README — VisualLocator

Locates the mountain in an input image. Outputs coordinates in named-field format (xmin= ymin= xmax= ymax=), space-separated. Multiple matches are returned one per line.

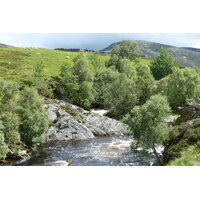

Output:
xmin=0 ymin=43 xmax=14 ymax=48
xmin=101 ymin=40 xmax=200 ymax=67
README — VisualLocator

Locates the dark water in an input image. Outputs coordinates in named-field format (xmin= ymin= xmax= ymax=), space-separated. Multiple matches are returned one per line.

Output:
xmin=16 ymin=136 xmax=154 ymax=166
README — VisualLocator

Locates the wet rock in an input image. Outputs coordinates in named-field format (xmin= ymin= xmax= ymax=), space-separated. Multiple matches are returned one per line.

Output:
xmin=44 ymin=99 xmax=130 ymax=142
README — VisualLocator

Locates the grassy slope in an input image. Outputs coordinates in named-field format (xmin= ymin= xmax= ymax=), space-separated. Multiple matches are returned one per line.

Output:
xmin=168 ymin=145 xmax=200 ymax=166
xmin=0 ymin=48 xmax=77 ymax=84
xmin=0 ymin=47 xmax=151 ymax=85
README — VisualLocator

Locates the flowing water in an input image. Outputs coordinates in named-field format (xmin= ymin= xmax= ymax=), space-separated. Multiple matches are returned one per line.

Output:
xmin=16 ymin=136 xmax=155 ymax=166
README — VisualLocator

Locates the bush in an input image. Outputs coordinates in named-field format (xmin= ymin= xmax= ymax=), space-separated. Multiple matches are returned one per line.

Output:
xmin=168 ymin=145 xmax=200 ymax=166
xmin=19 ymin=87 xmax=49 ymax=146
xmin=0 ymin=122 xmax=9 ymax=159
xmin=163 ymin=118 xmax=200 ymax=164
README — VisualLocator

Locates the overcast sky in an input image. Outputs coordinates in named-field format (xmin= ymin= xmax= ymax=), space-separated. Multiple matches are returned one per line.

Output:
xmin=1 ymin=33 xmax=200 ymax=50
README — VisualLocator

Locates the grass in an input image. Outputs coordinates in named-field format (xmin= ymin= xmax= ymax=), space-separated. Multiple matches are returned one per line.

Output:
xmin=0 ymin=47 xmax=152 ymax=85
xmin=0 ymin=47 xmax=79 ymax=84
xmin=140 ymin=58 xmax=152 ymax=65
xmin=168 ymin=145 xmax=200 ymax=166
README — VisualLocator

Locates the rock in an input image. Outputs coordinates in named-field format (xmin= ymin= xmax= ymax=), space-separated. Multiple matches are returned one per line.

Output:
xmin=178 ymin=102 xmax=200 ymax=119
xmin=19 ymin=150 xmax=27 ymax=156
xmin=44 ymin=99 xmax=130 ymax=142
xmin=47 ymin=105 xmax=59 ymax=123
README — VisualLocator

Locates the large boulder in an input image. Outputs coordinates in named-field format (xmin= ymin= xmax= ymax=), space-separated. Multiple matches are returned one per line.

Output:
xmin=44 ymin=99 xmax=130 ymax=142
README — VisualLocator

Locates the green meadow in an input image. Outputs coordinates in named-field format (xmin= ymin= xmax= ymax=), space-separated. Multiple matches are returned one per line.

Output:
xmin=0 ymin=47 xmax=151 ymax=85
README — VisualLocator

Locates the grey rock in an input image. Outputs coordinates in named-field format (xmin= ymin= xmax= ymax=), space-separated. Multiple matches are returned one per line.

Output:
xmin=44 ymin=99 xmax=130 ymax=142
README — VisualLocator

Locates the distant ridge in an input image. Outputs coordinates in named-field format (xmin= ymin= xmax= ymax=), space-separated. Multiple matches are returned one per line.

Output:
xmin=181 ymin=47 xmax=200 ymax=53
xmin=0 ymin=43 xmax=14 ymax=48
xmin=101 ymin=40 xmax=200 ymax=68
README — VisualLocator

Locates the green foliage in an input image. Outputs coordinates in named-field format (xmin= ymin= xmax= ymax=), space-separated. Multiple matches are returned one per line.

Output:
xmin=0 ymin=122 xmax=9 ymax=159
xmin=117 ymin=58 xmax=133 ymax=74
xmin=163 ymin=118 xmax=200 ymax=164
xmin=135 ymin=64 xmax=155 ymax=104
xmin=88 ymin=51 xmax=105 ymax=72
xmin=93 ymin=67 xmax=120 ymax=108
xmin=167 ymin=67 xmax=200 ymax=109
xmin=150 ymin=48 xmax=180 ymax=80
xmin=32 ymin=61 xmax=55 ymax=98
xmin=19 ymin=87 xmax=49 ymax=147
xmin=0 ymin=81 xmax=21 ymax=155
xmin=168 ymin=145 xmax=200 ymax=166
xmin=155 ymin=67 xmax=200 ymax=109
xmin=0 ymin=47 xmax=73 ymax=84
xmin=0 ymin=47 xmax=148 ymax=86
xmin=60 ymin=51 xmax=95 ymax=108
xmin=106 ymin=73 xmax=138 ymax=118
xmin=108 ymin=40 xmax=142 ymax=70
xmin=123 ymin=95 xmax=171 ymax=160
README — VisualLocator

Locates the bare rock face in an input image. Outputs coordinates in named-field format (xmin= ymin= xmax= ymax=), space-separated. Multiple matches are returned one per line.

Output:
xmin=45 ymin=99 xmax=130 ymax=142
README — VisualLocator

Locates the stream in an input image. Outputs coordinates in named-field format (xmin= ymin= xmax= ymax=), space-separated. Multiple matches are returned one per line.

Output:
xmin=15 ymin=136 xmax=155 ymax=166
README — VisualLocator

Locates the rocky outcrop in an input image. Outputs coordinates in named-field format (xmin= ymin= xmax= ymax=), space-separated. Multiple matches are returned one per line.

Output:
xmin=44 ymin=99 xmax=130 ymax=142
xmin=178 ymin=102 xmax=200 ymax=118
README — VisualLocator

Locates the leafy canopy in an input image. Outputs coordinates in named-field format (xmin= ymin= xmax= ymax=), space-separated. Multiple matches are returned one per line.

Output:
xmin=123 ymin=94 xmax=171 ymax=153
xmin=108 ymin=40 xmax=142 ymax=70
xmin=150 ymin=48 xmax=180 ymax=80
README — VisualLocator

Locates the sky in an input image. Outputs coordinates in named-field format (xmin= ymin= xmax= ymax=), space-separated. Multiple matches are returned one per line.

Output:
xmin=1 ymin=33 xmax=200 ymax=50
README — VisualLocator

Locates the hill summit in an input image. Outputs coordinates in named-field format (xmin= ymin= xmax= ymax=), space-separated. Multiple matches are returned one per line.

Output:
xmin=101 ymin=40 xmax=200 ymax=68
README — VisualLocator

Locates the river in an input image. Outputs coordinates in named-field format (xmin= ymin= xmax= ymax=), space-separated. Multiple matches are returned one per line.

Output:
xmin=14 ymin=136 xmax=155 ymax=166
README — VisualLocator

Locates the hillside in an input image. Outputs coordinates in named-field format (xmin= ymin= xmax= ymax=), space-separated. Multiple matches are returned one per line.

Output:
xmin=101 ymin=40 xmax=200 ymax=68
xmin=0 ymin=47 xmax=85 ymax=84
xmin=0 ymin=46 xmax=150 ymax=85
xmin=0 ymin=43 xmax=14 ymax=48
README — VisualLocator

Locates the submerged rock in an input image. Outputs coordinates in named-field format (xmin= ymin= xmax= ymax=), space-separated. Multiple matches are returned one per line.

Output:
xmin=45 ymin=99 xmax=130 ymax=142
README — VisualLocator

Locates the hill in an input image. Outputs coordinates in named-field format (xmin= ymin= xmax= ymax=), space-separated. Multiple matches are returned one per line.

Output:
xmin=0 ymin=46 xmax=151 ymax=85
xmin=101 ymin=40 xmax=200 ymax=68
xmin=0 ymin=47 xmax=79 ymax=84
xmin=0 ymin=43 xmax=14 ymax=48
xmin=0 ymin=47 xmax=111 ymax=84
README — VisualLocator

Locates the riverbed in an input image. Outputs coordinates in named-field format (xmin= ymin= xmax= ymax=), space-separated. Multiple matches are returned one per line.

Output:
xmin=15 ymin=136 xmax=154 ymax=166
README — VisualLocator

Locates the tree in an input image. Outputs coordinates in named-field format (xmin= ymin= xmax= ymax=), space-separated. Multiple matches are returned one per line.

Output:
xmin=88 ymin=51 xmax=105 ymax=72
xmin=150 ymin=48 xmax=180 ymax=80
xmin=0 ymin=122 xmax=9 ymax=159
xmin=32 ymin=61 xmax=54 ymax=98
xmin=0 ymin=81 xmax=21 ymax=155
xmin=117 ymin=58 xmax=135 ymax=76
xmin=123 ymin=94 xmax=171 ymax=164
xmin=166 ymin=67 xmax=200 ymax=109
xmin=135 ymin=64 xmax=155 ymax=104
xmin=108 ymin=40 xmax=142 ymax=70
xmin=78 ymin=81 xmax=95 ymax=108
xmin=93 ymin=67 xmax=120 ymax=108
xmin=60 ymin=50 xmax=95 ymax=108
xmin=60 ymin=64 xmax=79 ymax=101
xmin=19 ymin=87 xmax=49 ymax=146
xmin=105 ymin=73 xmax=138 ymax=118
